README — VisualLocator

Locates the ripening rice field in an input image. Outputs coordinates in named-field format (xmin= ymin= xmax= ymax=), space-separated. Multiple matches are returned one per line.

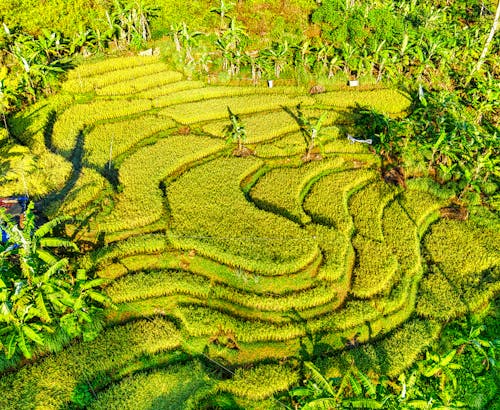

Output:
xmin=3 ymin=55 xmax=499 ymax=409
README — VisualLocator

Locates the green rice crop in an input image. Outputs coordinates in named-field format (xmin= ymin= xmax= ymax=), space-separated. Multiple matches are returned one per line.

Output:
xmin=46 ymin=166 xmax=111 ymax=216
xmin=63 ymin=61 xmax=168 ymax=93
xmin=0 ymin=318 xmax=181 ymax=409
xmin=219 ymin=364 xmax=299 ymax=400
xmin=314 ymin=89 xmax=411 ymax=114
xmin=303 ymin=168 xmax=376 ymax=233
xmin=159 ymin=94 xmax=315 ymax=124
xmin=324 ymin=319 xmax=441 ymax=378
xmin=65 ymin=56 xmax=162 ymax=79
xmin=52 ymin=99 xmax=153 ymax=152
xmin=137 ymin=80 xmax=205 ymax=99
xmin=94 ymin=135 xmax=224 ymax=234
xmin=350 ymin=235 xmax=399 ymax=298
xmin=107 ymin=269 xmax=338 ymax=312
xmin=307 ymin=224 xmax=352 ymax=285
xmin=167 ymin=156 xmax=319 ymax=275
xmin=349 ymin=180 xmax=400 ymax=240
xmin=86 ymin=234 xmax=168 ymax=269
xmin=88 ymin=362 xmax=213 ymax=410
xmin=250 ymin=158 xmax=345 ymax=224
xmin=425 ymin=219 xmax=499 ymax=278
xmin=203 ymin=110 xmax=341 ymax=144
xmin=96 ymin=71 xmax=183 ymax=96
xmin=84 ymin=115 xmax=175 ymax=168
xmin=152 ymin=85 xmax=305 ymax=109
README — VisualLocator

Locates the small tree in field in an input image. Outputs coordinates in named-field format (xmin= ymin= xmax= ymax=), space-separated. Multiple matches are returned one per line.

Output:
xmin=284 ymin=104 xmax=327 ymax=162
xmin=224 ymin=107 xmax=251 ymax=156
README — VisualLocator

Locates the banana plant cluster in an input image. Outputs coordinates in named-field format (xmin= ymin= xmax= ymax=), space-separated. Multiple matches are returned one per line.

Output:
xmin=0 ymin=203 xmax=113 ymax=359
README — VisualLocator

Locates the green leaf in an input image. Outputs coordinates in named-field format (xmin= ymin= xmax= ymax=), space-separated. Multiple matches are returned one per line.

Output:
xmin=17 ymin=332 xmax=31 ymax=359
xmin=305 ymin=361 xmax=335 ymax=397
xmin=302 ymin=398 xmax=339 ymax=410
xmin=441 ymin=350 xmax=456 ymax=367
xmin=342 ymin=398 xmax=383 ymax=409
xmin=80 ymin=278 xmax=107 ymax=291
xmin=357 ymin=370 xmax=377 ymax=397
xmin=86 ymin=290 xmax=110 ymax=305
xmin=22 ymin=325 xmax=44 ymax=345
xmin=349 ymin=373 xmax=362 ymax=396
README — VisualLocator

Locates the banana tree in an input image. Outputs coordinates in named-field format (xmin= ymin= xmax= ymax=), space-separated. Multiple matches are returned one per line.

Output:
xmin=0 ymin=203 xmax=113 ymax=359
xmin=288 ymin=361 xmax=386 ymax=409
xmin=223 ymin=107 xmax=247 ymax=155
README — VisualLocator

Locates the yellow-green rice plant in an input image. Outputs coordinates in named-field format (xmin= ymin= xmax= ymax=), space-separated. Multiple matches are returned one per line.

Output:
xmin=203 ymin=110 xmax=342 ymax=145
xmin=398 ymin=187 xmax=445 ymax=228
xmin=208 ymin=338 xmax=302 ymax=366
xmin=106 ymin=270 xmax=210 ymax=303
xmin=152 ymin=85 xmax=305 ymax=109
xmin=96 ymin=71 xmax=183 ymax=96
xmin=416 ymin=266 xmax=468 ymax=320
xmin=218 ymin=363 xmax=300 ymax=400
xmin=45 ymin=166 xmax=111 ymax=217
xmin=159 ymin=94 xmax=315 ymax=125
xmin=66 ymin=56 xmax=162 ymax=80
xmin=350 ymin=235 xmax=399 ymax=298
xmin=256 ymin=132 xmax=311 ymax=158
xmin=349 ymin=180 xmax=400 ymax=240
xmin=63 ymin=61 xmax=168 ymax=93
xmin=84 ymin=233 xmax=168 ymax=270
xmin=106 ymin=271 xmax=336 ymax=312
xmin=303 ymin=168 xmax=376 ymax=234
xmin=97 ymin=249 xmax=320 ymax=294
xmin=314 ymin=89 xmax=411 ymax=114
xmin=249 ymin=158 xmax=345 ymax=224
xmin=94 ymin=135 xmax=224 ymax=234
xmin=425 ymin=219 xmax=499 ymax=278
xmin=382 ymin=200 xmax=421 ymax=272
xmin=307 ymin=224 xmax=352 ymax=287
xmin=324 ymin=319 xmax=441 ymax=379
xmin=136 ymin=80 xmax=205 ymax=99
xmin=84 ymin=115 xmax=175 ymax=168
xmin=167 ymin=156 xmax=319 ymax=275
xmin=99 ymin=217 xmax=170 ymax=244
xmin=0 ymin=147 xmax=72 ymax=198
xmin=0 ymin=318 xmax=181 ymax=410
xmin=52 ymin=99 xmax=153 ymax=153
xmin=88 ymin=362 xmax=214 ymax=410
xmin=175 ymin=305 xmax=307 ymax=342
xmin=10 ymin=94 xmax=74 ymax=154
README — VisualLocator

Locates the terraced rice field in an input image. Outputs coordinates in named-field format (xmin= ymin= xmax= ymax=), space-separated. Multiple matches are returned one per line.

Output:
xmin=3 ymin=55 xmax=499 ymax=409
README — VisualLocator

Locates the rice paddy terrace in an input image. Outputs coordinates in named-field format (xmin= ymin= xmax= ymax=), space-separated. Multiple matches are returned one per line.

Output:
xmin=2 ymin=56 xmax=499 ymax=409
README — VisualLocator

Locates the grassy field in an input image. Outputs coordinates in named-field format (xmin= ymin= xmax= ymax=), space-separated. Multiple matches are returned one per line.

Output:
xmin=2 ymin=55 xmax=498 ymax=409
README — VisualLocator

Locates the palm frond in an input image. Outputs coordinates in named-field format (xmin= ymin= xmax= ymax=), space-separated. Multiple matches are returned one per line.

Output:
xmin=302 ymin=398 xmax=339 ymax=410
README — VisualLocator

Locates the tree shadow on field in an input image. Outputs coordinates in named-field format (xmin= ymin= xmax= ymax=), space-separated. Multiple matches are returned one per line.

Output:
xmin=286 ymin=309 xmax=333 ymax=362
xmin=38 ymin=129 xmax=85 ymax=210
